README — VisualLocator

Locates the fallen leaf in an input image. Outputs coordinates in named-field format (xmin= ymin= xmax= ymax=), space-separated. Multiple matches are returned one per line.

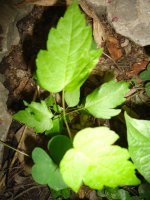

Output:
xmin=93 ymin=18 xmax=105 ymax=47
xmin=15 ymin=126 xmax=47 ymax=173
xmin=126 ymin=60 xmax=148 ymax=78
xmin=106 ymin=36 xmax=123 ymax=61
xmin=80 ymin=0 xmax=106 ymax=47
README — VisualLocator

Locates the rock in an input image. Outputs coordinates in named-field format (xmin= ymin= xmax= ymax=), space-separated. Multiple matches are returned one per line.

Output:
xmin=83 ymin=0 xmax=107 ymax=16
xmin=84 ymin=0 xmax=150 ymax=46
xmin=107 ymin=0 xmax=150 ymax=46
xmin=0 ymin=79 xmax=12 ymax=166
xmin=0 ymin=0 xmax=33 ymax=62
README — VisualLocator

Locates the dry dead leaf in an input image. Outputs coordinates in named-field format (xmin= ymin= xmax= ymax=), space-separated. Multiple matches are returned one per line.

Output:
xmin=15 ymin=126 xmax=45 ymax=173
xmin=79 ymin=0 xmax=106 ymax=47
xmin=126 ymin=60 xmax=148 ymax=78
xmin=79 ymin=186 xmax=101 ymax=200
xmin=106 ymin=36 xmax=123 ymax=61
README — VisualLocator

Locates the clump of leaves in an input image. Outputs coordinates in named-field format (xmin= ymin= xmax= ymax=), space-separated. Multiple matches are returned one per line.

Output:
xmin=98 ymin=183 xmax=150 ymax=200
xmin=97 ymin=187 xmax=141 ymax=200
xmin=13 ymin=1 xmax=150 ymax=198
xmin=139 ymin=63 xmax=150 ymax=96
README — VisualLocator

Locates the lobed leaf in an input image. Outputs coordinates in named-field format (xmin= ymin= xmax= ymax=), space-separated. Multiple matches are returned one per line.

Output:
xmin=85 ymin=80 xmax=129 ymax=119
xmin=32 ymin=147 xmax=68 ymax=190
xmin=36 ymin=2 xmax=102 ymax=93
xmin=13 ymin=101 xmax=53 ymax=133
xmin=60 ymin=127 xmax=140 ymax=192
xmin=125 ymin=112 xmax=150 ymax=183
xmin=139 ymin=63 xmax=150 ymax=81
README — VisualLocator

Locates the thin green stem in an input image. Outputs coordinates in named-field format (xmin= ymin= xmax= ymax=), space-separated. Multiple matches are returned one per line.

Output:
xmin=65 ymin=107 xmax=84 ymax=115
xmin=54 ymin=106 xmax=84 ymax=120
xmin=62 ymin=90 xmax=72 ymax=139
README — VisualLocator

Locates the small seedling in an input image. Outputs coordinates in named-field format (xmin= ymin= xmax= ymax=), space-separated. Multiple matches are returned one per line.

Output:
xmin=13 ymin=1 xmax=150 ymax=198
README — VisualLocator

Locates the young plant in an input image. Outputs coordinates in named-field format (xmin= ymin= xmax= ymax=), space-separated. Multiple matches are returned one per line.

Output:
xmin=13 ymin=1 xmax=150 ymax=197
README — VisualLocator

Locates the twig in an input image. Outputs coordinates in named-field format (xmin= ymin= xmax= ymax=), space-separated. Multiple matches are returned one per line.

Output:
xmin=9 ymin=86 xmax=39 ymax=168
xmin=0 ymin=136 xmax=29 ymax=188
xmin=0 ymin=139 xmax=29 ymax=158
xmin=9 ymin=126 xmax=29 ymax=170
xmin=103 ymin=51 xmax=121 ymax=71
xmin=13 ymin=185 xmax=46 ymax=200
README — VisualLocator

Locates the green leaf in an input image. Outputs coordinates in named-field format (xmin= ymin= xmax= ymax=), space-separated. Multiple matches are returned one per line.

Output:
xmin=145 ymin=82 xmax=150 ymax=96
xmin=60 ymin=127 xmax=140 ymax=192
xmin=32 ymin=147 xmax=68 ymax=190
xmin=65 ymin=88 xmax=80 ymax=107
xmin=125 ymin=112 xmax=150 ymax=183
xmin=48 ymin=135 xmax=72 ymax=165
xmin=85 ymin=80 xmax=129 ymax=119
xmin=98 ymin=187 xmax=140 ymax=200
xmin=139 ymin=63 xmax=150 ymax=81
xmin=105 ymin=188 xmax=134 ymax=200
xmin=45 ymin=95 xmax=55 ymax=107
xmin=138 ymin=183 xmax=150 ymax=200
xmin=13 ymin=101 xmax=53 ymax=133
xmin=36 ymin=2 xmax=102 ymax=93
xmin=46 ymin=117 xmax=63 ymax=135
xmin=51 ymin=188 xmax=71 ymax=200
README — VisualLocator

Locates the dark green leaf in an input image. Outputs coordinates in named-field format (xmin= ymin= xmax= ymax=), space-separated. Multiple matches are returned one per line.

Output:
xmin=145 ymin=82 xmax=150 ymax=96
xmin=139 ymin=63 xmax=150 ymax=81
xmin=138 ymin=183 xmax=150 ymax=200
xmin=48 ymin=135 xmax=72 ymax=165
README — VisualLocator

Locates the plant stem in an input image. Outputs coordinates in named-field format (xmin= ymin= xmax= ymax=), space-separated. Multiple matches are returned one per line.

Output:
xmin=62 ymin=90 xmax=72 ymax=139
xmin=65 ymin=107 xmax=84 ymax=115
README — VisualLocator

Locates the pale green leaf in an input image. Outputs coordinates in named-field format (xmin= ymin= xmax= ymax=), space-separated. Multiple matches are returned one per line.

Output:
xmin=13 ymin=101 xmax=53 ymax=133
xmin=125 ymin=112 xmax=150 ymax=183
xmin=60 ymin=127 xmax=140 ymax=192
xmin=65 ymin=88 xmax=80 ymax=107
xmin=36 ymin=2 xmax=102 ymax=93
xmin=32 ymin=147 xmax=68 ymax=190
xmin=85 ymin=80 xmax=129 ymax=119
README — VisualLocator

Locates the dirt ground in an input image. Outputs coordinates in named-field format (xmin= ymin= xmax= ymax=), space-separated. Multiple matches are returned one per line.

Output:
xmin=0 ymin=3 xmax=150 ymax=200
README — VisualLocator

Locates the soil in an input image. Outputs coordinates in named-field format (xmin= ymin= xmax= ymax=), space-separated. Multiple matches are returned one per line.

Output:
xmin=0 ymin=3 xmax=150 ymax=200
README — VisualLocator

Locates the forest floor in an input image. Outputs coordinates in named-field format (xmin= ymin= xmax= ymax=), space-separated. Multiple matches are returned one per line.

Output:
xmin=0 ymin=4 xmax=150 ymax=200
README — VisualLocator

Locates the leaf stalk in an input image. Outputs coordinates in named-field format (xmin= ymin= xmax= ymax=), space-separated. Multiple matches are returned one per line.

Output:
xmin=62 ymin=90 xmax=72 ymax=139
